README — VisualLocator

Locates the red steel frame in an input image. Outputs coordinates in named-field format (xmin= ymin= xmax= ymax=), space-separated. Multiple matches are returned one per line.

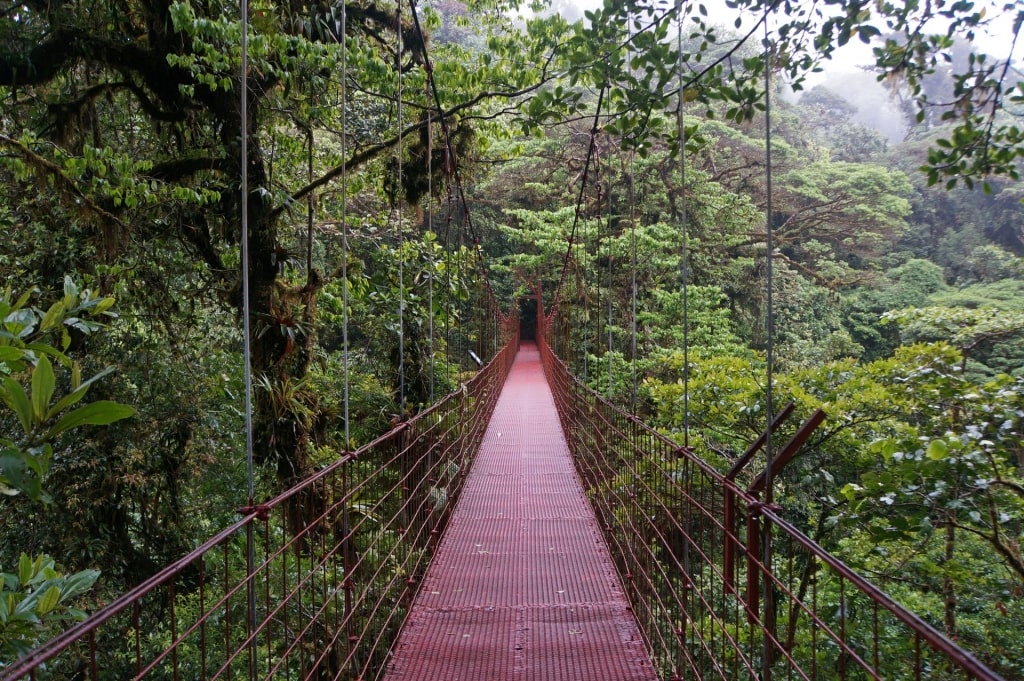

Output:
xmin=2 ymin=312 xmax=518 ymax=681
xmin=537 ymin=297 xmax=1006 ymax=681
xmin=4 ymin=284 xmax=1008 ymax=681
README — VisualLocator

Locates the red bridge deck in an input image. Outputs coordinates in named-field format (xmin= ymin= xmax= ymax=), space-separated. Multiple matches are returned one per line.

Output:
xmin=384 ymin=342 xmax=656 ymax=680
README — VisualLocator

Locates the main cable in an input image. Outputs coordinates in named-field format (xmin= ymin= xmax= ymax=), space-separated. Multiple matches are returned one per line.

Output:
xmin=552 ymin=85 xmax=606 ymax=310
xmin=408 ymin=0 xmax=499 ymax=304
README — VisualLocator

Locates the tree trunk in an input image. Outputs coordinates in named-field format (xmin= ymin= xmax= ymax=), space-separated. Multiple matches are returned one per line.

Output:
xmin=225 ymin=91 xmax=314 ymax=490
xmin=942 ymin=517 xmax=957 ymax=637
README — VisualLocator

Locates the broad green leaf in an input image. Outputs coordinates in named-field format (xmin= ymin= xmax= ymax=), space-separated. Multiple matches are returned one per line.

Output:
xmin=13 ymin=590 xmax=41 ymax=619
xmin=92 ymin=297 xmax=116 ymax=315
xmin=38 ymin=300 xmax=65 ymax=332
xmin=13 ymin=287 xmax=34 ymax=310
xmin=46 ymin=367 xmax=116 ymax=419
xmin=46 ymin=401 xmax=136 ymax=439
xmin=17 ymin=553 xmax=32 ymax=586
xmin=61 ymin=569 xmax=100 ymax=601
xmin=31 ymin=354 xmax=55 ymax=423
xmin=0 ymin=346 xmax=25 ymax=364
xmin=3 ymin=378 xmax=32 ymax=435
xmin=25 ymin=342 xmax=72 ymax=368
xmin=36 ymin=584 xmax=60 ymax=614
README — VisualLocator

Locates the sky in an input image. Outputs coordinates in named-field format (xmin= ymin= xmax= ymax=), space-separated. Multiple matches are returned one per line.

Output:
xmin=549 ymin=0 xmax=1022 ymax=141
xmin=557 ymin=0 xmax=1022 ymax=74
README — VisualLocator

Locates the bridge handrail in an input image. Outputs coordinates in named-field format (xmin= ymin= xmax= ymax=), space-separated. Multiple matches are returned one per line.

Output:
xmin=2 ymin=315 xmax=519 ymax=681
xmin=537 ymin=310 xmax=1006 ymax=681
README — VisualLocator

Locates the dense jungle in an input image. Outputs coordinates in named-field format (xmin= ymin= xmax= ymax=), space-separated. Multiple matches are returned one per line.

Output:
xmin=1 ymin=0 xmax=1023 ymax=675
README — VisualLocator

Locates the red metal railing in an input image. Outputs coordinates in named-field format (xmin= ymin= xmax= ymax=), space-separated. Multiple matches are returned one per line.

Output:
xmin=537 ymin=302 xmax=1006 ymax=681
xmin=3 ymin=315 xmax=518 ymax=681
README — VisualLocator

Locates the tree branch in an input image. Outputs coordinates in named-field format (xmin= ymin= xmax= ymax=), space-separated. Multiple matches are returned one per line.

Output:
xmin=0 ymin=133 xmax=125 ymax=228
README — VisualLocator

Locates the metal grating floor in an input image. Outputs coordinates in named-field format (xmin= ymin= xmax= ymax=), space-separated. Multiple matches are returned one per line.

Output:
xmin=383 ymin=342 xmax=656 ymax=680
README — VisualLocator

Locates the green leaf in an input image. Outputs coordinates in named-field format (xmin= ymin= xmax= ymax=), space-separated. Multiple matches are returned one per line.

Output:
xmin=17 ymin=553 xmax=32 ymax=586
xmin=31 ymin=354 xmax=55 ymax=423
xmin=46 ymin=367 xmax=115 ymax=420
xmin=0 ymin=346 xmax=25 ymax=365
xmin=36 ymin=585 xmax=60 ymax=614
xmin=60 ymin=569 xmax=100 ymax=601
xmin=38 ymin=300 xmax=64 ymax=332
xmin=3 ymin=378 xmax=33 ymax=435
xmin=46 ymin=401 xmax=135 ymax=439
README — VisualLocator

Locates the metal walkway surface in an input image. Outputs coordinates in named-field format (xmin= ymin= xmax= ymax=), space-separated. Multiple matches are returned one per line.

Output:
xmin=384 ymin=342 xmax=656 ymax=680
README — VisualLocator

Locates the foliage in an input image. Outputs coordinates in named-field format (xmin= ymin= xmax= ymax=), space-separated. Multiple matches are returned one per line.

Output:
xmin=0 ymin=553 xmax=100 ymax=663
xmin=0 ymin=0 xmax=1022 ymax=670
xmin=0 ymin=278 xmax=135 ymax=502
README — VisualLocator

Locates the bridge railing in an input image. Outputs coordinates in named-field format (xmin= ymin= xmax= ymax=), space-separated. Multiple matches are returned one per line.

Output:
xmin=2 ymin=316 xmax=518 ymax=681
xmin=538 ymin=307 xmax=1004 ymax=681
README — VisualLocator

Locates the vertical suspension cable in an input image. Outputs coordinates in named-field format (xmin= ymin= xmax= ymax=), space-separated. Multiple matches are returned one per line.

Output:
xmin=629 ymin=152 xmax=637 ymax=414
xmin=239 ymin=0 xmax=257 ymax=674
xmin=593 ymin=155 xmax=602 ymax=392
xmin=426 ymin=83 xmax=435 ymax=403
xmin=626 ymin=16 xmax=638 ymax=414
xmin=444 ymin=149 xmax=453 ymax=391
xmin=340 ymin=2 xmax=350 ymax=450
xmin=339 ymin=9 xmax=353 ymax=659
xmin=763 ymin=15 xmax=776 ymax=509
xmin=240 ymin=0 xmax=254 ymax=512
xmin=762 ymin=12 xmax=777 ymax=677
xmin=580 ymin=174 xmax=588 ymax=381
xmin=395 ymin=4 xmax=406 ymax=416
xmin=677 ymin=0 xmax=689 ymax=448
xmin=606 ymin=171 xmax=613 ymax=399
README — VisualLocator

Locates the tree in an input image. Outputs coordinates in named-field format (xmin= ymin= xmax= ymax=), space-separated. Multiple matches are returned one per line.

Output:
xmin=795 ymin=84 xmax=892 ymax=162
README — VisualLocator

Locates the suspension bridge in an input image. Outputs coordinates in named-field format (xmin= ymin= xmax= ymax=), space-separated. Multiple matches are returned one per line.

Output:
xmin=2 ymin=299 xmax=1005 ymax=680
xmin=0 ymin=0 xmax=1013 ymax=677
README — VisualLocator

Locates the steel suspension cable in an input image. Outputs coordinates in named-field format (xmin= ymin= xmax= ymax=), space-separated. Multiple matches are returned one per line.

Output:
xmin=408 ymin=0 xmax=500 ymax=305
xmin=625 ymin=0 xmax=637 ymax=412
xmin=606 ymin=164 xmax=614 ymax=399
xmin=676 ymin=0 xmax=689 ymax=447
xmin=444 ymin=142 xmax=453 ymax=390
xmin=629 ymin=150 xmax=637 ymax=414
xmin=426 ymin=82 xmax=435 ymax=403
xmin=240 ymin=0 xmax=254 ymax=517
xmin=594 ymin=176 xmax=601 ymax=386
xmin=396 ymin=3 xmax=406 ymax=416
xmin=340 ymin=3 xmax=350 ymax=450
xmin=763 ymin=17 xmax=776 ymax=510
xmin=238 ymin=0 xmax=257 ymax=675
xmin=552 ymin=86 xmax=606 ymax=310
xmin=579 ymin=175 xmax=589 ymax=381
xmin=408 ymin=0 xmax=512 ymax=370
xmin=762 ymin=13 xmax=777 ymax=680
